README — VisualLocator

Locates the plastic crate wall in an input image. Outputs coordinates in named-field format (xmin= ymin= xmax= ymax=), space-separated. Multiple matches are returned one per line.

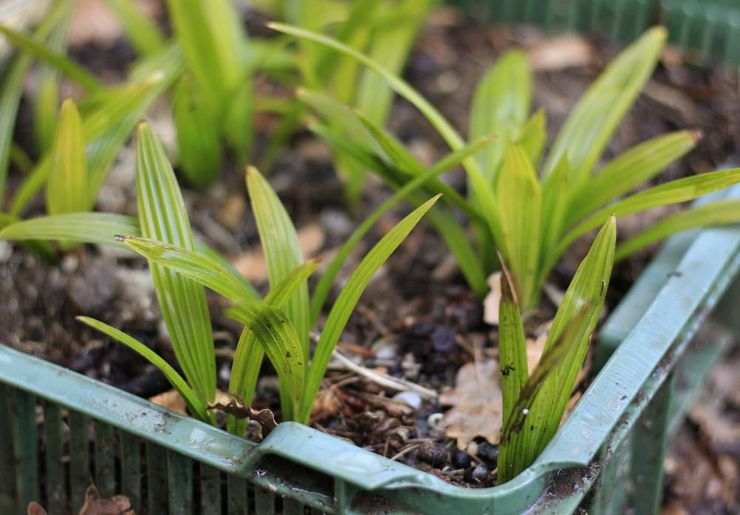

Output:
xmin=450 ymin=0 xmax=740 ymax=66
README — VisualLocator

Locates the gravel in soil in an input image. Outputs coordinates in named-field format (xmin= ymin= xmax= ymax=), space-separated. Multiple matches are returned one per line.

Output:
xmin=1 ymin=5 xmax=739 ymax=496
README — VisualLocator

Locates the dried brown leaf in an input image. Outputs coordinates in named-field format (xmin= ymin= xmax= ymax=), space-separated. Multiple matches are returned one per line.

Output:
xmin=148 ymin=389 xmax=187 ymax=415
xmin=78 ymin=485 xmax=134 ymax=515
xmin=440 ymin=360 xmax=503 ymax=449
xmin=482 ymin=272 xmax=502 ymax=326
xmin=208 ymin=396 xmax=278 ymax=437
xmin=232 ymin=223 xmax=325 ymax=280
xmin=527 ymin=35 xmax=594 ymax=72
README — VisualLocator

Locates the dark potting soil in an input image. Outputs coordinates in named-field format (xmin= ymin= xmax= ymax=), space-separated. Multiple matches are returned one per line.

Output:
xmin=1 ymin=6 xmax=739 ymax=496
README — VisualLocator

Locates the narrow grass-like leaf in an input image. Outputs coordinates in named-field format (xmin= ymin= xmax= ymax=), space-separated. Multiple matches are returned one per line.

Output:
xmin=497 ymin=145 xmax=541 ymax=308
xmin=0 ymin=213 xmax=138 ymax=247
xmin=173 ymin=77 xmax=222 ymax=188
xmin=136 ymin=123 xmax=215 ymax=404
xmin=300 ymin=194 xmax=440 ymax=421
xmin=354 ymin=0 xmax=434 ymax=126
xmin=10 ymin=69 xmax=175 ymax=216
xmin=32 ymin=0 xmax=73 ymax=154
xmin=227 ymin=304 xmax=305 ymax=421
xmin=122 ymin=237 xmax=259 ymax=302
xmin=247 ymin=166 xmax=310 ymax=357
xmin=227 ymin=262 xmax=317 ymax=431
xmin=498 ymin=265 xmax=528 ymax=425
xmin=499 ymin=216 xmax=616 ymax=482
xmin=46 ymin=99 xmax=88 ymax=215
xmin=537 ymin=157 xmax=572 ymax=292
xmin=104 ymin=0 xmax=165 ymax=56
xmin=615 ymin=199 xmax=740 ymax=260
xmin=517 ymin=110 xmax=546 ymax=170
xmin=497 ymin=306 xmax=590 ymax=482
xmin=78 ymin=316 xmax=209 ymax=422
xmin=567 ymin=130 xmax=700 ymax=224
xmin=0 ymin=0 xmax=70 ymax=203
xmin=559 ymin=168 xmax=740 ymax=256
xmin=542 ymin=27 xmax=666 ymax=184
xmin=34 ymin=75 xmax=59 ymax=154
xmin=271 ymin=23 xmax=504 ymax=245
xmin=311 ymin=138 xmax=493 ymax=322
xmin=0 ymin=25 xmax=103 ymax=93
xmin=469 ymin=50 xmax=531 ymax=183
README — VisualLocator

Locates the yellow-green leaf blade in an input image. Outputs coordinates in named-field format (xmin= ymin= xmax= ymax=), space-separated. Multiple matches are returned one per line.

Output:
xmin=78 ymin=316 xmax=210 ymax=422
xmin=615 ymin=199 xmax=740 ymax=260
xmin=122 ymin=236 xmax=259 ymax=302
xmin=46 ymin=99 xmax=88 ymax=215
xmin=498 ymin=267 xmax=528 ymax=426
xmin=247 ymin=167 xmax=311 ymax=357
xmin=136 ymin=122 xmax=215 ymax=404
xmin=567 ymin=130 xmax=700 ymax=225
xmin=301 ymin=194 xmax=440 ymax=422
xmin=542 ymin=27 xmax=666 ymax=184
xmin=497 ymin=144 xmax=542 ymax=308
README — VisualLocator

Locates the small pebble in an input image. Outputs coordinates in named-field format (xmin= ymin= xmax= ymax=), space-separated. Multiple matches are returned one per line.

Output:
xmin=427 ymin=412 xmax=444 ymax=431
xmin=0 ymin=241 xmax=12 ymax=263
xmin=452 ymin=450 xmax=472 ymax=469
xmin=393 ymin=391 xmax=422 ymax=410
xmin=477 ymin=441 xmax=499 ymax=464
xmin=471 ymin=464 xmax=489 ymax=482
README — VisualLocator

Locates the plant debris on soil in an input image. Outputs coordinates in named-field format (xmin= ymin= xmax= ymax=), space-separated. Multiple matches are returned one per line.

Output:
xmin=1 ymin=3 xmax=739 ymax=502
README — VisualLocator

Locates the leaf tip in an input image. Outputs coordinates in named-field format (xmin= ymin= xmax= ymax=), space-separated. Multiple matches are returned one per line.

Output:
xmin=689 ymin=130 xmax=703 ymax=143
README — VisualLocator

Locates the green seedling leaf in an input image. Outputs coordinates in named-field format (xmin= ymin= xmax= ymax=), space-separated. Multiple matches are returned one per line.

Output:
xmin=498 ymin=264 xmax=528 ymax=425
xmin=615 ymin=199 xmax=740 ymax=260
xmin=517 ymin=110 xmax=546 ymax=170
xmin=0 ymin=213 xmax=138 ymax=247
xmin=78 ymin=316 xmax=209 ymax=422
xmin=46 ymin=99 xmax=88 ymax=215
xmin=227 ymin=262 xmax=317 ymax=430
xmin=173 ymin=77 xmax=222 ymax=188
xmin=104 ymin=0 xmax=165 ymax=56
xmin=497 ymin=306 xmax=591 ymax=482
xmin=32 ymin=0 xmax=73 ymax=154
xmin=227 ymin=304 xmax=305 ymax=421
xmin=11 ymin=69 xmax=175 ymax=216
xmin=0 ymin=0 xmax=72 ymax=203
xmin=469 ymin=50 xmax=531 ymax=184
xmin=499 ymin=216 xmax=616 ymax=482
xmin=0 ymin=25 xmax=103 ymax=93
xmin=136 ymin=122 xmax=215 ymax=404
xmin=300 ymin=194 xmax=440 ymax=422
xmin=559 ymin=168 xmax=740 ymax=256
xmin=542 ymin=27 xmax=666 ymax=184
xmin=497 ymin=144 xmax=541 ymax=308
xmin=567 ymin=130 xmax=701 ymax=224
xmin=122 ymin=236 xmax=259 ymax=302
xmin=354 ymin=0 xmax=434 ymax=126
xmin=311 ymin=137 xmax=493 ymax=322
xmin=537 ymin=156 xmax=572 ymax=292
xmin=272 ymin=23 xmax=503 ymax=245
xmin=247 ymin=166 xmax=310 ymax=357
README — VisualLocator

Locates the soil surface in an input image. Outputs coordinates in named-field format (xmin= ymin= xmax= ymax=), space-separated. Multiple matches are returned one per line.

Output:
xmin=0 ymin=3 xmax=738 ymax=508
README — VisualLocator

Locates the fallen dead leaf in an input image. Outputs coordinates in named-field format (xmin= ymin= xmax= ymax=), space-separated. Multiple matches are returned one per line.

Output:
xmin=232 ymin=223 xmax=325 ymax=281
xmin=69 ymin=0 xmax=161 ymax=47
xmin=208 ymin=394 xmax=278 ymax=437
xmin=78 ymin=485 xmax=135 ymax=515
xmin=440 ymin=360 xmax=503 ymax=449
xmin=148 ymin=389 xmax=187 ymax=415
xmin=27 ymin=502 xmax=47 ymax=515
xmin=482 ymin=272 xmax=502 ymax=326
xmin=527 ymin=35 xmax=594 ymax=71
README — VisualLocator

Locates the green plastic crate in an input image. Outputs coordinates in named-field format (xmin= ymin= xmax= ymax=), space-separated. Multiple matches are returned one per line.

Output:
xmin=0 ymin=184 xmax=738 ymax=514
xmin=451 ymin=0 xmax=740 ymax=67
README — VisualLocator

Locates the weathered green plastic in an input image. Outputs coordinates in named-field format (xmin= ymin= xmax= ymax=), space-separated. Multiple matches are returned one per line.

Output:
xmin=449 ymin=0 xmax=740 ymax=67
xmin=0 ymin=183 xmax=738 ymax=514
